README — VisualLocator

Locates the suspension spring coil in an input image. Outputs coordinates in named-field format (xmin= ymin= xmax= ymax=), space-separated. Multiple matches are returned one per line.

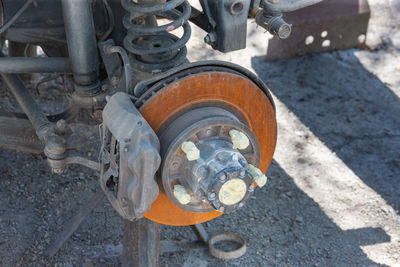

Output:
xmin=121 ymin=0 xmax=192 ymax=72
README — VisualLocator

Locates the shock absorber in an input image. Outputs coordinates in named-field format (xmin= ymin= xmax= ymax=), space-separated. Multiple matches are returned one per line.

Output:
xmin=121 ymin=0 xmax=192 ymax=72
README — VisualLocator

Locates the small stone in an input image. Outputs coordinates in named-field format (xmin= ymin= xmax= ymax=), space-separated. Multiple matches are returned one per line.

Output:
xmin=295 ymin=216 xmax=304 ymax=223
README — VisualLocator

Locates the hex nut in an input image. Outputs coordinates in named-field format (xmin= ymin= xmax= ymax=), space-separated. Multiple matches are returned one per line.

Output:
xmin=209 ymin=192 xmax=216 ymax=199
xmin=173 ymin=185 xmax=191 ymax=205
xmin=229 ymin=129 xmax=250 ymax=150
xmin=181 ymin=141 xmax=200 ymax=161
xmin=219 ymin=173 xmax=227 ymax=181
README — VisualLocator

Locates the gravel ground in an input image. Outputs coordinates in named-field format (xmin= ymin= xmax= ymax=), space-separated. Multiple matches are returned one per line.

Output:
xmin=1 ymin=0 xmax=399 ymax=266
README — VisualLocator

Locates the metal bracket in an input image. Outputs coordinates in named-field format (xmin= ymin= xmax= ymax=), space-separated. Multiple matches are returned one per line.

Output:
xmin=98 ymin=39 xmax=123 ymax=84
xmin=202 ymin=0 xmax=251 ymax=52
xmin=265 ymin=0 xmax=371 ymax=60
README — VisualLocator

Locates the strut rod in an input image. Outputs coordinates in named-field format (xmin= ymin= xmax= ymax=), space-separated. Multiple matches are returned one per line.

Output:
xmin=0 ymin=57 xmax=72 ymax=74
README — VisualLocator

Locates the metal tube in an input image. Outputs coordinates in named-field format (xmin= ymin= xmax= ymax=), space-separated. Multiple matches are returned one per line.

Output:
xmin=265 ymin=0 xmax=323 ymax=12
xmin=0 ymin=57 xmax=71 ymax=74
xmin=62 ymin=0 xmax=100 ymax=94
xmin=0 ymin=54 xmax=50 ymax=140
xmin=103 ymin=45 xmax=133 ymax=94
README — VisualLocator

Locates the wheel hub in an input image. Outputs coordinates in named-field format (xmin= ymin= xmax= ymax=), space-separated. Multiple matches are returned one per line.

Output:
xmin=160 ymin=107 xmax=260 ymax=213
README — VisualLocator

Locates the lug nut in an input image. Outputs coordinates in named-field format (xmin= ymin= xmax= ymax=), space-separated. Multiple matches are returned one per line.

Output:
xmin=239 ymin=169 xmax=246 ymax=178
xmin=229 ymin=129 xmax=250 ymax=150
xmin=173 ymin=185 xmax=191 ymax=205
xmin=247 ymin=164 xmax=268 ymax=188
xmin=219 ymin=173 xmax=227 ymax=181
xmin=181 ymin=141 xmax=200 ymax=161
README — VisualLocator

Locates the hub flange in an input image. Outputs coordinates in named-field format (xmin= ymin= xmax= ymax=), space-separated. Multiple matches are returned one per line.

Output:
xmin=160 ymin=107 xmax=260 ymax=213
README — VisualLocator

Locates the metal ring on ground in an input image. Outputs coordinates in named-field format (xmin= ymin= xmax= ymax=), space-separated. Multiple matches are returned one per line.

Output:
xmin=208 ymin=233 xmax=247 ymax=260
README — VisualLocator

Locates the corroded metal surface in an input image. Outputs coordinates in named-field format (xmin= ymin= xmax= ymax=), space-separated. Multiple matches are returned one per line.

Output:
xmin=140 ymin=70 xmax=277 ymax=226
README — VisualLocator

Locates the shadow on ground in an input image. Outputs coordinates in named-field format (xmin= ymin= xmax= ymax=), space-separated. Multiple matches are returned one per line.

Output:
xmin=0 ymin=152 xmax=391 ymax=266
xmin=161 ymin=160 xmax=390 ymax=266
xmin=251 ymin=51 xmax=400 ymax=215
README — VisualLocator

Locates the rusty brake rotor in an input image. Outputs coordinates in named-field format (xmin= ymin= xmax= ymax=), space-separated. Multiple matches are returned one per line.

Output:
xmin=137 ymin=62 xmax=277 ymax=226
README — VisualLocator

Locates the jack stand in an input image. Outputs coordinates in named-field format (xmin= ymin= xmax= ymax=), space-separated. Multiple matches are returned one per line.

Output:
xmin=122 ymin=219 xmax=161 ymax=267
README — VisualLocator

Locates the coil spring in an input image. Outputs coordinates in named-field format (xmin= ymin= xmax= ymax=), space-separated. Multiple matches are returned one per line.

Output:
xmin=121 ymin=0 xmax=191 ymax=72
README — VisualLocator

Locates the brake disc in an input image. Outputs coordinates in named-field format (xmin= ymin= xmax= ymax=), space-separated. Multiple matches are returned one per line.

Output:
xmin=136 ymin=61 xmax=277 ymax=226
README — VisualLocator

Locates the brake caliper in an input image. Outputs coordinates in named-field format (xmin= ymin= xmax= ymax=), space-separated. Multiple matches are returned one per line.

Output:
xmin=100 ymin=92 xmax=161 ymax=221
